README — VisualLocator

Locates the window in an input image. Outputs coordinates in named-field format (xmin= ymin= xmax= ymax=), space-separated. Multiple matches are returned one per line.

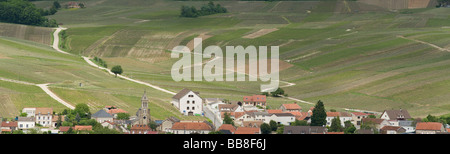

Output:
xmin=192 ymin=107 xmax=195 ymax=110
xmin=187 ymin=107 xmax=190 ymax=110
xmin=187 ymin=101 xmax=190 ymax=104
xmin=192 ymin=101 xmax=195 ymax=104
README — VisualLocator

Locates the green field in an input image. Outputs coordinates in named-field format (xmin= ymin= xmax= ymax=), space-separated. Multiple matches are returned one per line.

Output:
xmin=1 ymin=0 xmax=450 ymax=119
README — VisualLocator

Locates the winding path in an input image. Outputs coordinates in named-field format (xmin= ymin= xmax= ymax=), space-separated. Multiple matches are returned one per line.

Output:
xmin=0 ymin=77 xmax=75 ymax=109
xmin=52 ymin=27 xmax=176 ymax=95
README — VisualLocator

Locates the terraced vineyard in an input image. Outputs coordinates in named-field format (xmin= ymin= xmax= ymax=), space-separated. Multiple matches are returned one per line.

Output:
xmin=1 ymin=0 xmax=450 ymax=118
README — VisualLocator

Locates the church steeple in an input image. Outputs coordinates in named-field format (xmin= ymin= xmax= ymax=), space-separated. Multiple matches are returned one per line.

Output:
xmin=136 ymin=90 xmax=150 ymax=126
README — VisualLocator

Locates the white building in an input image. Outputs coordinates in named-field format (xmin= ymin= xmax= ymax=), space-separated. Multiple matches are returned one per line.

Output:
xmin=171 ymin=88 xmax=203 ymax=116
xmin=22 ymin=107 xmax=53 ymax=127
xmin=326 ymin=112 xmax=352 ymax=127
xmin=270 ymin=113 xmax=296 ymax=125
xmin=18 ymin=117 xmax=35 ymax=130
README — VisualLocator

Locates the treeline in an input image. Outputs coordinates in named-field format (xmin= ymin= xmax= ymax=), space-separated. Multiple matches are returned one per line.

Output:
xmin=180 ymin=1 xmax=227 ymax=18
xmin=0 ymin=0 xmax=59 ymax=27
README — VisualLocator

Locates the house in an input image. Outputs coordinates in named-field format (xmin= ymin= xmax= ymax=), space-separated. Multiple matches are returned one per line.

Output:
xmin=218 ymin=104 xmax=243 ymax=112
xmin=1 ymin=121 xmax=18 ymax=132
xmin=398 ymin=120 xmax=415 ymax=133
xmin=326 ymin=112 xmax=352 ymax=127
xmin=22 ymin=108 xmax=36 ymax=117
xmin=217 ymin=124 xmax=236 ymax=134
xmin=361 ymin=118 xmax=391 ymax=131
xmin=270 ymin=113 xmax=296 ymax=125
xmin=234 ymin=127 xmax=260 ymax=134
xmin=288 ymin=112 xmax=311 ymax=122
xmin=283 ymin=126 xmax=327 ymax=134
xmin=242 ymin=121 xmax=264 ymax=128
xmin=52 ymin=115 xmax=65 ymax=128
xmin=22 ymin=107 xmax=53 ymax=127
xmin=35 ymin=108 xmax=53 ymax=127
xmin=101 ymin=121 xmax=116 ymax=130
xmin=91 ymin=109 xmax=114 ymax=123
xmin=380 ymin=109 xmax=412 ymax=121
xmin=351 ymin=112 xmax=372 ymax=128
xmin=171 ymin=88 xmax=203 ymax=116
xmin=169 ymin=121 xmax=213 ymax=134
xmin=204 ymin=98 xmax=225 ymax=110
xmin=415 ymin=122 xmax=446 ymax=134
xmin=242 ymin=95 xmax=266 ymax=108
xmin=130 ymin=124 xmax=152 ymax=134
xmin=18 ymin=117 xmax=35 ymax=130
xmin=59 ymin=126 xmax=72 ymax=134
xmin=159 ymin=116 xmax=180 ymax=132
xmin=280 ymin=103 xmax=302 ymax=112
xmin=106 ymin=108 xmax=128 ymax=118
xmin=380 ymin=126 xmax=406 ymax=134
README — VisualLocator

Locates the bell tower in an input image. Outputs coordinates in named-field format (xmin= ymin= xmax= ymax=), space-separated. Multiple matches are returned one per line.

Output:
xmin=137 ymin=90 xmax=150 ymax=125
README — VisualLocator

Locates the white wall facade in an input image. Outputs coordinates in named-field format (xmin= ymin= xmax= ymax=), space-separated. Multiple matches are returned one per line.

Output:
xmin=176 ymin=91 xmax=203 ymax=116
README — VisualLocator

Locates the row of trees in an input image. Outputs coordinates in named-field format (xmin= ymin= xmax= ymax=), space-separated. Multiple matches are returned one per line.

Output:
xmin=93 ymin=57 xmax=108 ymax=68
xmin=180 ymin=1 xmax=227 ymax=18
xmin=0 ymin=0 xmax=58 ymax=27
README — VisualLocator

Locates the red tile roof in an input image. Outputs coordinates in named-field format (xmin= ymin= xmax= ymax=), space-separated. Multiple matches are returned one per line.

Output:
xmin=351 ymin=112 xmax=372 ymax=116
xmin=1 ymin=121 xmax=17 ymax=127
xmin=243 ymin=95 xmax=266 ymax=102
xmin=131 ymin=124 xmax=150 ymax=130
xmin=235 ymin=127 xmax=260 ymax=134
xmin=171 ymin=122 xmax=212 ymax=131
xmin=218 ymin=124 xmax=236 ymax=133
xmin=107 ymin=108 xmax=128 ymax=114
xmin=416 ymin=122 xmax=443 ymax=131
xmin=267 ymin=109 xmax=283 ymax=114
xmin=221 ymin=112 xmax=245 ymax=119
xmin=326 ymin=112 xmax=352 ymax=117
xmin=282 ymin=104 xmax=301 ymax=110
xmin=36 ymin=108 xmax=53 ymax=115
xmin=74 ymin=125 xmax=92 ymax=131
xmin=381 ymin=126 xmax=403 ymax=131
xmin=59 ymin=126 xmax=72 ymax=132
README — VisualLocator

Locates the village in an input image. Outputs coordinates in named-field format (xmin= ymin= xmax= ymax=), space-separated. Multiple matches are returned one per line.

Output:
xmin=1 ymin=88 xmax=449 ymax=135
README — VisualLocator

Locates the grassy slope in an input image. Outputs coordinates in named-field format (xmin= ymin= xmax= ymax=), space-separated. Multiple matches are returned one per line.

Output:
xmin=0 ymin=37 xmax=204 ymax=120
xmin=9 ymin=0 xmax=450 ymax=117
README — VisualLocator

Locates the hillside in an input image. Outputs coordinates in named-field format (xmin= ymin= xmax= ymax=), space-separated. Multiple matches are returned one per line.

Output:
xmin=1 ymin=0 xmax=450 ymax=118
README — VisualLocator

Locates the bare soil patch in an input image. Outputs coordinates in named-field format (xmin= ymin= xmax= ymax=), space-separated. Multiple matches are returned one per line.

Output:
xmin=242 ymin=28 xmax=278 ymax=39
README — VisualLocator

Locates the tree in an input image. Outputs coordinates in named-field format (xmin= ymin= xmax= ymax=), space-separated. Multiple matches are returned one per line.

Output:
xmin=291 ymin=120 xmax=308 ymax=126
xmin=276 ymin=125 xmax=285 ymax=134
xmin=53 ymin=1 xmax=61 ymax=9
xmin=56 ymin=114 xmax=62 ymax=128
xmin=74 ymin=103 xmax=90 ymax=118
xmin=271 ymin=88 xmax=285 ymax=97
xmin=78 ymin=3 xmax=85 ymax=8
xmin=329 ymin=116 xmax=343 ymax=132
xmin=208 ymin=131 xmax=223 ymax=134
xmin=260 ymin=123 xmax=271 ymax=134
xmin=111 ymin=65 xmax=123 ymax=77
xmin=223 ymin=112 xmax=234 ymax=126
xmin=310 ymin=100 xmax=327 ymax=126
xmin=116 ymin=113 xmax=130 ymax=120
xmin=269 ymin=120 xmax=278 ymax=131
xmin=344 ymin=121 xmax=356 ymax=134
xmin=75 ymin=113 xmax=81 ymax=123
xmin=19 ymin=112 xmax=27 ymax=117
